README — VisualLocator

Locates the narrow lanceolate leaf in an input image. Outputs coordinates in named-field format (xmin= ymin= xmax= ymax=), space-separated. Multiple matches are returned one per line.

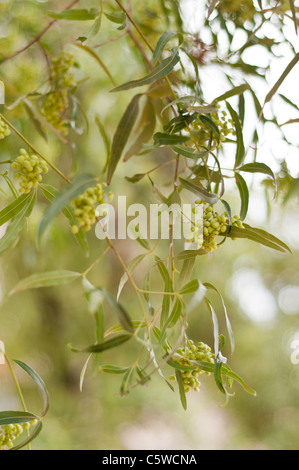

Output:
xmin=104 ymin=11 xmax=126 ymax=24
xmin=176 ymin=249 xmax=207 ymax=260
xmin=227 ymin=224 xmax=292 ymax=253
xmin=204 ymin=283 xmax=235 ymax=354
xmin=179 ymin=279 xmax=200 ymax=295
xmin=214 ymin=354 xmax=227 ymax=395
xmin=0 ymin=190 xmax=36 ymax=255
xmin=205 ymin=298 xmax=220 ymax=357
xmin=124 ymin=97 xmax=156 ymax=161
xmin=110 ymin=50 xmax=180 ymax=92
xmin=171 ymin=145 xmax=208 ymax=160
xmin=0 ymin=193 xmax=33 ymax=226
xmin=154 ymin=133 xmax=190 ymax=146
xmin=99 ymin=365 xmax=130 ymax=374
xmin=175 ymin=369 xmax=187 ymax=410
xmin=38 ymin=174 xmax=96 ymax=243
xmin=47 ymin=9 xmax=99 ymax=21
xmin=107 ymin=94 xmax=141 ymax=184
xmin=179 ymin=177 xmax=219 ymax=204
xmin=264 ymin=53 xmax=299 ymax=106
xmin=93 ymin=287 xmax=135 ymax=333
xmin=95 ymin=116 xmax=111 ymax=170
xmin=238 ymin=162 xmax=275 ymax=181
xmin=10 ymin=271 xmax=81 ymax=295
xmin=69 ymin=334 xmax=132 ymax=353
xmin=226 ymin=102 xmax=245 ymax=168
xmin=213 ymin=84 xmax=250 ymax=103
xmin=235 ymin=172 xmax=249 ymax=221
xmin=153 ymin=31 xmax=178 ymax=65
xmin=187 ymin=104 xmax=219 ymax=114
xmin=0 ymin=411 xmax=38 ymax=426
xmin=40 ymin=184 xmax=89 ymax=257
xmin=13 ymin=360 xmax=50 ymax=417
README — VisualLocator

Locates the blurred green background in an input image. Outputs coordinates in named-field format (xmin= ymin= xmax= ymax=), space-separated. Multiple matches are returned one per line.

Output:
xmin=0 ymin=0 xmax=299 ymax=450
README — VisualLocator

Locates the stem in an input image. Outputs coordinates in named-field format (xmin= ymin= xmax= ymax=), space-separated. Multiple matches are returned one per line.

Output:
xmin=0 ymin=114 xmax=71 ymax=184
xmin=114 ymin=0 xmax=154 ymax=53
xmin=82 ymin=246 xmax=110 ymax=277
xmin=5 ymin=354 xmax=31 ymax=450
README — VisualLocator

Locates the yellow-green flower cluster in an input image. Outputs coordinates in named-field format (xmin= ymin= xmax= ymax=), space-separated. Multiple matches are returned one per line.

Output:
xmin=11 ymin=149 xmax=48 ymax=193
xmin=211 ymin=109 xmax=236 ymax=143
xmin=188 ymin=200 xmax=244 ymax=252
xmin=71 ymin=184 xmax=113 ymax=234
xmin=0 ymin=117 xmax=11 ymax=140
xmin=42 ymin=91 xmax=69 ymax=135
xmin=170 ymin=340 xmax=214 ymax=393
xmin=0 ymin=420 xmax=38 ymax=450
xmin=217 ymin=0 xmax=256 ymax=24
xmin=50 ymin=51 xmax=76 ymax=90
xmin=42 ymin=52 xmax=77 ymax=135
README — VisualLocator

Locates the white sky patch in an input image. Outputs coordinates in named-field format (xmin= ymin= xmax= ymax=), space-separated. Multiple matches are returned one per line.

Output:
xmin=231 ymin=268 xmax=278 ymax=323
xmin=279 ymin=285 xmax=299 ymax=315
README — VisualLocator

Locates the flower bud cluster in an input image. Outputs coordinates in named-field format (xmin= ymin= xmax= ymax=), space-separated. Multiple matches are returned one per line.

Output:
xmin=71 ymin=184 xmax=113 ymax=233
xmin=11 ymin=149 xmax=48 ymax=193
xmin=187 ymin=200 xmax=244 ymax=252
xmin=0 ymin=420 xmax=37 ymax=450
xmin=42 ymin=52 xmax=77 ymax=135
xmin=0 ymin=117 xmax=11 ymax=140
xmin=170 ymin=340 xmax=214 ymax=393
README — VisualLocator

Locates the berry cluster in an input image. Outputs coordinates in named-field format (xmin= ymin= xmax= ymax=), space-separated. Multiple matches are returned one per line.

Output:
xmin=11 ymin=149 xmax=48 ymax=193
xmin=42 ymin=52 xmax=77 ymax=135
xmin=186 ymin=200 xmax=244 ymax=252
xmin=191 ymin=105 xmax=236 ymax=146
xmin=71 ymin=184 xmax=113 ymax=234
xmin=0 ymin=420 xmax=37 ymax=450
xmin=0 ymin=117 xmax=11 ymax=140
xmin=170 ymin=340 xmax=214 ymax=393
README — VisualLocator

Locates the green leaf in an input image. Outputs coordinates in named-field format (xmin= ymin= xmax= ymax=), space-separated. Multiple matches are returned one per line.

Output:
xmin=154 ymin=133 xmax=190 ymax=146
xmin=175 ymin=369 xmax=187 ymax=410
xmin=95 ymin=116 xmax=111 ymax=171
xmin=199 ymin=115 xmax=220 ymax=141
xmin=69 ymin=334 xmax=132 ymax=353
xmin=227 ymin=224 xmax=292 ymax=253
xmin=99 ymin=365 xmax=130 ymax=374
xmin=47 ymin=9 xmax=99 ymax=21
xmin=10 ymin=271 xmax=81 ymax=295
xmin=171 ymin=145 xmax=208 ymax=160
xmin=238 ymin=162 xmax=275 ymax=181
xmin=107 ymin=94 xmax=142 ymax=184
xmin=40 ymin=184 xmax=89 ymax=257
xmin=213 ymin=84 xmax=250 ymax=103
xmin=204 ymin=283 xmax=235 ymax=354
xmin=235 ymin=172 xmax=249 ymax=221
xmin=226 ymin=102 xmax=245 ymax=168
xmin=205 ymin=298 xmax=220 ymax=357
xmin=0 ymin=411 xmax=38 ymax=426
xmin=13 ymin=360 xmax=50 ymax=417
xmin=124 ymin=97 xmax=156 ymax=161
xmin=88 ymin=287 xmax=135 ymax=333
xmin=153 ymin=31 xmax=183 ymax=65
xmin=125 ymin=173 xmax=146 ymax=183
xmin=111 ymin=50 xmax=180 ymax=92
xmin=222 ymin=364 xmax=257 ymax=396
xmin=0 ymin=193 xmax=33 ymax=226
xmin=176 ymin=249 xmax=207 ymax=260
xmin=104 ymin=11 xmax=126 ymax=24
xmin=0 ymin=190 xmax=36 ymax=255
xmin=179 ymin=177 xmax=219 ymax=204
xmin=37 ymin=174 xmax=96 ymax=243
xmin=178 ymin=258 xmax=195 ymax=289
xmin=179 ymin=279 xmax=200 ymax=295
xmin=214 ymin=354 xmax=227 ymax=395
xmin=264 ymin=53 xmax=299 ymax=106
